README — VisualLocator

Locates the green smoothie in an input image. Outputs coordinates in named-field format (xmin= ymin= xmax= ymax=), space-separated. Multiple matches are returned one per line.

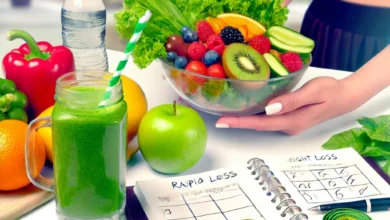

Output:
xmin=51 ymin=86 xmax=127 ymax=219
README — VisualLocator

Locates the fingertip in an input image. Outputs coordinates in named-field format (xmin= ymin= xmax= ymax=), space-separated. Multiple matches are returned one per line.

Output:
xmin=215 ymin=117 xmax=230 ymax=128
xmin=265 ymin=102 xmax=283 ymax=115
xmin=215 ymin=117 xmax=235 ymax=129
xmin=216 ymin=123 xmax=230 ymax=128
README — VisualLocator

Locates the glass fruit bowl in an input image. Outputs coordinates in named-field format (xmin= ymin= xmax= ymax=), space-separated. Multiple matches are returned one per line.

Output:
xmin=159 ymin=55 xmax=312 ymax=116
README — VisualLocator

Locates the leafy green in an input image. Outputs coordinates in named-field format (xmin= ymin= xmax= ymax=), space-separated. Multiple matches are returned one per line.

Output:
xmin=322 ymin=128 xmax=368 ymax=153
xmin=115 ymin=0 xmax=289 ymax=69
xmin=217 ymin=82 xmax=249 ymax=109
xmin=199 ymin=78 xmax=294 ymax=111
xmin=299 ymin=53 xmax=311 ymax=65
xmin=183 ymin=80 xmax=249 ymax=110
xmin=322 ymin=115 xmax=390 ymax=176
xmin=202 ymin=80 xmax=227 ymax=101
xmin=358 ymin=116 xmax=390 ymax=142
xmin=382 ymin=160 xmax=390 ymax=175
xmin=360 ymin=146 xmax=390 ymax=157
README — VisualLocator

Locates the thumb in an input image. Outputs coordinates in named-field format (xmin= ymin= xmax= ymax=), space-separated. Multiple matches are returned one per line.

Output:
xmin=265 ymin=83 xmax=323 ymax=115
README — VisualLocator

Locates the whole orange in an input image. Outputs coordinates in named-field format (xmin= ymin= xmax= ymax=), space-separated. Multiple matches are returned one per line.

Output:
xmin=0 ymin=120 xmax=46 ymax=191
xmin=121 ymin=75 xmax=148 ymax=142
xmin=36 ymin=106 xmax=54 ymax=163
xmin=122 ymin=75 xmax=148 ymax=160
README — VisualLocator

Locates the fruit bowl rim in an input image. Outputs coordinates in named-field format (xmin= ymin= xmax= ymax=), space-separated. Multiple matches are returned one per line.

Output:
xmin=158 ymin=54 xmax=312 ymax=83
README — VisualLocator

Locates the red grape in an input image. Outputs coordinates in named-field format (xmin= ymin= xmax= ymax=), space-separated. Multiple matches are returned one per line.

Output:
xmin=176 ymin=43 xmax=190 ymax=57
xmin=167 ymin=34 xmax=184 ymax=44
xmin=165 ymin=42 xmax=176 ymax=52
xmin=165 ymin=35 xmax=190 ymax=58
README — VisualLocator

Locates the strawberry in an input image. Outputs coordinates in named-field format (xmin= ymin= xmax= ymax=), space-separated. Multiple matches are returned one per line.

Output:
xmin=249 ymin=35 xmax=271 ymax=55
xmin=206 ymin=34 xmax=224 ymax=50
xmin=197 ymin=21 xmax=215 ymax=43
xmin=187 ymin=42 xmax=208 ymax=61
xmin=280 ymin=52 xmax=303 ymax=73
xmin=213 ymin=45 xmax=226 ymax=56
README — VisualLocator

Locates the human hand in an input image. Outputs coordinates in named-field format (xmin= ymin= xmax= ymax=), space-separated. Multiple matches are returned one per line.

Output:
xmin=216 ymin=77 xmax=360 ymax=135
xmin=281 ymin=0 xmax=293 ymax=7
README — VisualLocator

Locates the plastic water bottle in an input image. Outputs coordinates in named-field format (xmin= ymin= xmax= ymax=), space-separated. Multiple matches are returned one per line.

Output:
xmin=61 ymin=0 xmax=109 ymax=71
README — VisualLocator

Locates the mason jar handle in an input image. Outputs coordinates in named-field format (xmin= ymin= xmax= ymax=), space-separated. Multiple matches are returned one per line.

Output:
xmin=25 ymin=116 xmax=54 ymax=192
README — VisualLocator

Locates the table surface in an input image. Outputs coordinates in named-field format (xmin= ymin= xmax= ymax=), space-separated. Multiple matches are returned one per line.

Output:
xmin=11 ymin=49 xmax=390 ymax=219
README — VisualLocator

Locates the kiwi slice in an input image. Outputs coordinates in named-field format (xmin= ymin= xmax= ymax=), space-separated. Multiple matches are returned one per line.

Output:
xmin=222 ymin=43 xmax=270 ymax=81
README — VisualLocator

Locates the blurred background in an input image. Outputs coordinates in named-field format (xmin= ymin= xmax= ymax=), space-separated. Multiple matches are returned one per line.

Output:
xmin=0 ymin=0 xmax=312 ymax=69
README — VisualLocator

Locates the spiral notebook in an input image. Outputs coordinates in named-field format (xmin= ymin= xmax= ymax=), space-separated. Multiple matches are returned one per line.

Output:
xmin=132 ymin=148 xmax=390 ymax=220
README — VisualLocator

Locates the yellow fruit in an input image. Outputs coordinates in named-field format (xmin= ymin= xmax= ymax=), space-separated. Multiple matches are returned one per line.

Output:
xmin=217 ymin=13 xmax=266 ymax=36
xmin=270 ymin=49 xmax=282 ymax=60
xmin=36 ymin=106 xmax=54 ymax=163
xmin=237 ymin=25 xmax=249 ymax=42
xmin=171 ymin=69 xmax=180 ymax=80
xmin=121 ymin=75 xmax=148 ymax=144
xmin=205 ymin=17 xmax=227 ymax=34
xmin=0 ymin=120 xmax=45 ymax=191
xmin=247 ymin=31 xmax=256 ymax=41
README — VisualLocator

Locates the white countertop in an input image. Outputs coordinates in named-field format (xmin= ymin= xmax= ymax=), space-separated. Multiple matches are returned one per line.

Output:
xmin=14 ymin=49 xmax=390 ymax=220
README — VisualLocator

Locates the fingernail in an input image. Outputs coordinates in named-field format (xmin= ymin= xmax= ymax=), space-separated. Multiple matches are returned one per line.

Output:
xmin=216 ymin=123 xmax=230 ymax=128
xmin=265 ymin=102 xmax=283 ymax=115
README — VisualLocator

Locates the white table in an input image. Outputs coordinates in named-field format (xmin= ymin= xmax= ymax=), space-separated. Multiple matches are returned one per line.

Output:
xmin=15 ymin=49 xmax=390 ymax=219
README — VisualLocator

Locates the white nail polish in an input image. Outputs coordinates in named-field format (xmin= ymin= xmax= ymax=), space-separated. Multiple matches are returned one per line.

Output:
xmin=265 ymin=102 xmax=283 ymax=115
xmin=216 ymin=124 xmax=230 ymax=128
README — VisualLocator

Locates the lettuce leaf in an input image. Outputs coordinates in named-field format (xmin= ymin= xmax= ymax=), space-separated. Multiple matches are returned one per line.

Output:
xmin=115 ymin=0 xmax=288 ymax=69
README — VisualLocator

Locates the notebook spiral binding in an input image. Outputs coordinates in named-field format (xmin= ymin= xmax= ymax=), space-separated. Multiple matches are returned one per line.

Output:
xmin=247 ymin=158 xmax=309 ymax=220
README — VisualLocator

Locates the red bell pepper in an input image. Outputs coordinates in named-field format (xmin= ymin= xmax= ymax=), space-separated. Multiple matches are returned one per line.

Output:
xmin=2 ymin=30 xmax=75 ymax=118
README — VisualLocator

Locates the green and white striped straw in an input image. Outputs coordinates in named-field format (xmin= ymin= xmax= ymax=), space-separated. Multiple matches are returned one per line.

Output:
xmin=99 ymin=10 xmax=152 ymax=107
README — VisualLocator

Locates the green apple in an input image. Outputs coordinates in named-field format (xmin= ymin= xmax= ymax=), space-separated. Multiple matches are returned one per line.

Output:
xmin=138 ymin=101 xmax=208 ymax=174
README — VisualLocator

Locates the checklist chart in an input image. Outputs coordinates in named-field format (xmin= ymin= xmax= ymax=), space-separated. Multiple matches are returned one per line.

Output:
xmin=283 ymin=165 xmax=381 ymax=204
xmin=156 ymin=183 xmax=265 ymax=220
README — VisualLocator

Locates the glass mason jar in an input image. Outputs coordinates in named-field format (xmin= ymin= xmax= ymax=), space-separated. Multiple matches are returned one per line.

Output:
xmin=25 ymin=71 xmax=127 ymax=220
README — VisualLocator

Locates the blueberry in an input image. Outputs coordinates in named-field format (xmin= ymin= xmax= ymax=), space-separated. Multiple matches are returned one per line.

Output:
xmin=167 ymin=52 xmax=177 ymax=62
xmin=183 ymin=31 xmax=193 ymax=43
xmin=202 ymin=50 xmax=220 ymax=66
xmin=184 ymin=31 xmax=198 ymax=43
xmin=175 ymin=56 xmax=188 ymax=69
xmin=181 ymin=26 xmax=191 ymax=36
xmin=191 ymin=32 xmax=199 ymax=42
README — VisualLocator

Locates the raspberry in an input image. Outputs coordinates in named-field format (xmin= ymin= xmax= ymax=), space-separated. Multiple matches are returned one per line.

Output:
xmin=196 ymin=21 xmax=215 ymax=43
xmin=206 ymin=34 xmax=224 ymax=50
xmin=220 ymin=26 xmax=244 ymax=45
xmin=213 ymin=45 xmax=226 ymax=56
xmin=187 ymin=42 xmax=207 ymax=61
xmin=249 ymin=35 xmax=271 ymax=54
xmin=280 ymin=52 xmax=303 ymax=73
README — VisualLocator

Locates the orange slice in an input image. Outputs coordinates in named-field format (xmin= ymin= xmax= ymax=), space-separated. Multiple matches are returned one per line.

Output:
xmin=247 ymin=31 xmax=256 ymax=41
xmin=205 ymin=17 xmax=227 ymax=34
xmin=237 ymin=25 xmax=249 ymax=42
xmin=270 ymin=49 xmax=282 ymax=60
xmin=217 ymin=13 xmax=266 ymax=36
